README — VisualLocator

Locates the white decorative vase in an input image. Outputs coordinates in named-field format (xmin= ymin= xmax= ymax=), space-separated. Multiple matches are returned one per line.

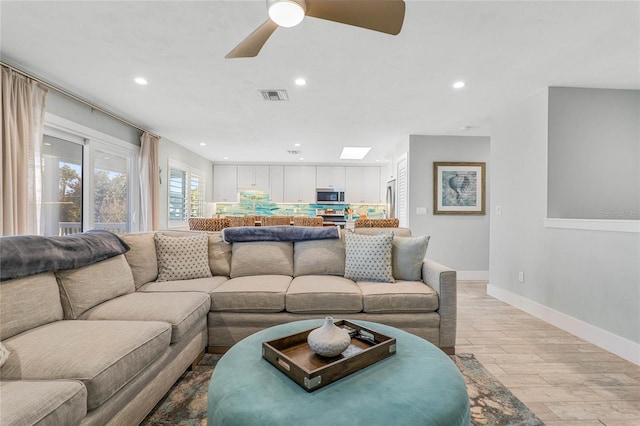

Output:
xmin=307 ymin=317 xmax=351 ymax=357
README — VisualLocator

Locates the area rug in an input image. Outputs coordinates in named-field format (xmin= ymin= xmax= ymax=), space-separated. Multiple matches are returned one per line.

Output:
xmin=141 ymin=353 xmax=544 ymax=426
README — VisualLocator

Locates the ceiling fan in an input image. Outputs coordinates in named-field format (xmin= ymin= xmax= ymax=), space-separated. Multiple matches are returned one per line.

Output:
xmin=226 ymin=0 xmax=406 ymax=59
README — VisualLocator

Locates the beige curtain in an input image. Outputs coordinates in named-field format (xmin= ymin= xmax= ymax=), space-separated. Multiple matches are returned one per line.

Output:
xmin=139 ymin=132 xmax=160 ymax=231
xmin=1 ymin=66 xmax=48 ymax=236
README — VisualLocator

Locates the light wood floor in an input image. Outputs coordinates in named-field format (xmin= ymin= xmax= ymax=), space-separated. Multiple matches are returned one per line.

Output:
xmin=456 ymin=281 xmax=640 ymax=426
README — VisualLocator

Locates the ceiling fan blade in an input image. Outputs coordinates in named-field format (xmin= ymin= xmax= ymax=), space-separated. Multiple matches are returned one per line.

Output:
xmin=305 ymin=0 xmax=405 ymax=35
xmin=226 ymin=19 xmax=279 ymax=59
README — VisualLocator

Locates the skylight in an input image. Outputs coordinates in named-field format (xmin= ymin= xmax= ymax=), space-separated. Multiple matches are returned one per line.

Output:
xmin=340 ymin=147 xmax=371 ymax=160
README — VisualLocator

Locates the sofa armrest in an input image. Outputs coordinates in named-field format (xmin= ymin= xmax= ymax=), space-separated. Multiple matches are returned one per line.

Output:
xmin=422 ymin=259 xmax=457 ymax=351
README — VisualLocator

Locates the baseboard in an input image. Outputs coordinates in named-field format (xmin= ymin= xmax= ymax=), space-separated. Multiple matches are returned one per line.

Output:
xmin=487 ymin=284 xmax=640 ymax=365
xmin=457 ymin=270 xmax=490 ymax=281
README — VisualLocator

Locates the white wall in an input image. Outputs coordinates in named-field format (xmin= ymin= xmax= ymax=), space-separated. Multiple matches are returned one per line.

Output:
xmin=490 ymin=88 xmax=640 ymax=363
xmin=408 ymin=135 xmax=490 ymax=278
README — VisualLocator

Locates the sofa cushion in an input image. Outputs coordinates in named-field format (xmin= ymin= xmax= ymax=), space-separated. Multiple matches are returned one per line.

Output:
xmin=211 ymin=275 xmax=292 ymax=312
xmin=0 ymin=342 xmax=9 ymax=367
xmin=293 ymin=238 xmax=345 ymax=277
xmin=139 ymin=276 xmax=228 ymax=293
xmin=0 ymin=380 xmax=87 ymax=426
xmin=0 ymin=272 xmax=63 ymax=340
xmin=392 ymin=236 xmax=430 ymax=281
xmin=55 ymin=255 xmax=135 ymax=320
xmin=208 ymin=232 xmax=232 ymax=276
xmin=0 ymin=320 xmax=171 ymax=411
xmin=78 ymin=292 xmax=210 ymax=343
xmin=286 ymin=276 xmax=363 ymax=313
xmin=344 ymin=231 xmax=394 ymax=283
xmin=357 ymin=280 xmax=439 ymax=313
xmin=230 ymin=241 xmax=293 ymax=278
xmin=155 ymin=233 xmax=212 ymax=282
xmin=120 ymin=232 xmax=158 ymax=287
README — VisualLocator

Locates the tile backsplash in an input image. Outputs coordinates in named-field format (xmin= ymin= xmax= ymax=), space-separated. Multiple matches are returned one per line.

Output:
xmin=215 ymin=191 xmax=386 ymax=218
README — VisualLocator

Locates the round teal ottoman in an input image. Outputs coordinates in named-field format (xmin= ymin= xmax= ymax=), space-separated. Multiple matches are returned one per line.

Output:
xmin=207 ymin=320 xmax=470 ymax=426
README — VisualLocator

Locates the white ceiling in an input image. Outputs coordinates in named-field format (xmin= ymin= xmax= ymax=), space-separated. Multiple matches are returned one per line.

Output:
xmin=1 ymin=1 xmax=638 ymax=164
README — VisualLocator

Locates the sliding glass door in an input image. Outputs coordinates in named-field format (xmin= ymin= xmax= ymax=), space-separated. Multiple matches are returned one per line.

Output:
xmin=92 ymin=150 xmax=130 ymax=234
xmin=40 ymin=123 xmax=139 ymax=236
xmin=41 ymin=135 xmax=83 ymax=236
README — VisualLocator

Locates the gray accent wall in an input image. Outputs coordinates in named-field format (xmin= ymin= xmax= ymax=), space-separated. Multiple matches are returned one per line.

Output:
xmin=548 ymin=87 xmax=640 ymax=219
xmin=490 ymin=88 xmax=640 ymax=344
xmin=409 ymin=135 xmax=490 ymax=272
xmin=46 ymin=90 xmax=215 ymax=229
xmin=46 ymin=91 xmax=142 ymax=146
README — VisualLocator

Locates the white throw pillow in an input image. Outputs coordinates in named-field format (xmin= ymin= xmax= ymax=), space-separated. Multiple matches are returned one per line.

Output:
xmin=154 ymin=233 xmax=212 ymax=282
xmin=344 ymin=231 xmax=394 ymax=283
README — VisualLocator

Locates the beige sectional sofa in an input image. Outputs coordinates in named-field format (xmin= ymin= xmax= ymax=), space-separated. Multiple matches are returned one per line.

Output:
xmin=0 ymin=227 xmax=456 ymax=426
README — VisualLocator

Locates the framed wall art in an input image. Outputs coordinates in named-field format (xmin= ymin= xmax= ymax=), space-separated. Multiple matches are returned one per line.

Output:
xmin=433 ymin=162 xmax=486 ymax=215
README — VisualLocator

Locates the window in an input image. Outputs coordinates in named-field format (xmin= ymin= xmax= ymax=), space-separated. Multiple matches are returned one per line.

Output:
xmin=168 ymin=161 xmax=205 ymax=227
xmin=41 ymin=116 xmax=139 ymax=236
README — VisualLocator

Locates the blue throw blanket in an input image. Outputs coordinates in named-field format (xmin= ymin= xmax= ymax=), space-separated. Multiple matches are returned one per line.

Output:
xmin=222 ymin=226 xmax=340 ymax=243
xmin=0 ymin=230 xmax=130 ymax=281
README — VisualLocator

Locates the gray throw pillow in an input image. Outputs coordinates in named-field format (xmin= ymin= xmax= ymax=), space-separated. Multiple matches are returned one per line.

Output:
xmin=344 ymin=231 xmax=394 ymax=283
xmin=392 ymin=236 xmax=430 ymax=281
xmin=154 ymin=233 xmax=212 ymax=282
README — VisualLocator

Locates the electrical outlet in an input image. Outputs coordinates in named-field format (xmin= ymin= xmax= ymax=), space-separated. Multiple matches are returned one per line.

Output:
xmin=518 ymin=271 xmax=525 ymax=283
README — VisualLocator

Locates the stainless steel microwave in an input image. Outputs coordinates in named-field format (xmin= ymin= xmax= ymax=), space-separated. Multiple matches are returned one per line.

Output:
xmin=316 ymin=188 xmax=345 ymax=204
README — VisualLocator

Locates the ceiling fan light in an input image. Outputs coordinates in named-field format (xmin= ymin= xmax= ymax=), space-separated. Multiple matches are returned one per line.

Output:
xmin=268 ymin=0 xmax=305 ymax=28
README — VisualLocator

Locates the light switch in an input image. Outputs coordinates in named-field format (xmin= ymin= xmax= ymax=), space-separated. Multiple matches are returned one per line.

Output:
xmin=416 ymin=207 xmax=427 ymax=215
xmin=495 ymin=206 xmax=502 ymax=215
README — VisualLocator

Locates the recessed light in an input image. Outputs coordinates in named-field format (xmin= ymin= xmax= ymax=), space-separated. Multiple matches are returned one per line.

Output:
xmin=295 ymin=78 xmax=306 ymax=86
xmin=460 ymin=126 xmax=470 ymax=132
xmin=294 ymin=143 xmax=301 ymax=147
xmin=134 ymin=77 xmax=148 ymax=85
xmin=200 ymin=142 xmax=206 ymax=146
xmin=299 ymin=157 xmax=305 ymax=161
xmin=452 ymin=81 xmax=465 ymax=89
xmin=340 ymin=147 xmax=371 ymax=160
xmin=223 ymin=156 xmax=229 ymax=160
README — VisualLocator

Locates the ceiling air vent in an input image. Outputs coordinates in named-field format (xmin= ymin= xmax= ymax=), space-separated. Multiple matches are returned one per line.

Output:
xmin=260 ymin=89 xmax=289 ymax=101
xmin=287 ymin=150 xmax=301 ymax=155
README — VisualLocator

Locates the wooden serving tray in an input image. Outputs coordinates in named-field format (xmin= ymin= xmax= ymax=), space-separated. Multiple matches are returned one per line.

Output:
xmin=262 ymin=320 xmax=396 ymax=392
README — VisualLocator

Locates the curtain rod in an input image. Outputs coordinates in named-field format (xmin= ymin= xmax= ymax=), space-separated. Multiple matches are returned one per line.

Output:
xmin=1 ymin=62 xmax=160 ymax=139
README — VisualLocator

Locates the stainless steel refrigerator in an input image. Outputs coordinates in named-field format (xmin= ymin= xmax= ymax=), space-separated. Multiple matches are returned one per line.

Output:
xmin=386 ymin=180 xmax=396 ymax=219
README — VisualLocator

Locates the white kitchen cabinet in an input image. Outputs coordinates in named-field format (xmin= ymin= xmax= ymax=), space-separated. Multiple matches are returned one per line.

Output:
xmin=270 ymin=165 xmax=284 ymax=203
xmin=345 ymin=166 xmax=382 ymax=203
xmin=316 ymin=166 xmax=345 ymax=189
xmin=237 ymin=165 xmax=270 ymax=190
xmin=213 ymin=165 xmax=238 ymax=202
xmin=284 ymin=165 xmax=316 ymax=203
